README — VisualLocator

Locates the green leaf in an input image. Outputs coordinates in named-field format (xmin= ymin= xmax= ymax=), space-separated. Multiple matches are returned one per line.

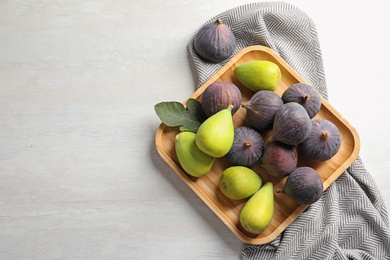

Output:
xmin=154 ymin=101 xmax=188 ymax=126
xmin=186 ymin=98 xmax=208 ymax=123
xmin=154 ymin=98 xmax=206 ymax=133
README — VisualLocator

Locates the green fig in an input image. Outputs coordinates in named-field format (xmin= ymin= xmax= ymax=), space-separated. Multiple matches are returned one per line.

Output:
xmin=239 ymin=182 xmax=274 ymax=234
xmin=175 ymin=131 xmax=215 ymax=177
xmin=219 ymin=166 xmax=262 ymax=200
xmin=195 ymin=105 xmax=235 ymax=158
xmin=234 ymin=60 xmax=281 ymax=92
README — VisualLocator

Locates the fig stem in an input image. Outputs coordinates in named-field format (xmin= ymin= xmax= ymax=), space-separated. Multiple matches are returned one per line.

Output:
xmin=217 ymin=18 xmax=223 ymax=24
xmin=227 ymin=104 xmax=233 ymax=111
xmin=244 ymin=141 xmax=251 ymax=147
xmin=321 ymin=132 xmax=328 ymax=140
xmin=303 ymin=95 xmax=310 ymax=101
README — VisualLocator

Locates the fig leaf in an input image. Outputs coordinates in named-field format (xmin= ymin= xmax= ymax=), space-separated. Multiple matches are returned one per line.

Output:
xmin=154 ymin=98 xmax=207 ymax=133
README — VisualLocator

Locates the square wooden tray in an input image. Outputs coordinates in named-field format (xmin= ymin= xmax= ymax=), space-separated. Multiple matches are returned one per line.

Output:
xmin=155 ymin=45 xmax=360 ymax=244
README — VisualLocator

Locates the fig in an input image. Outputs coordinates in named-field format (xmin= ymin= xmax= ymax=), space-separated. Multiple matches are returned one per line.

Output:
xmin=175 ymin=131 xmax=214 ymax=177
xmin=201 ymin=81 xmax=242 ymax=117
xmin=196 ymin=105 xmax=234 ymax=158
xmin=298 ymin=119 xmax=342 ymax=162
xmin=281 ymin=166 xmax=323 ymax=205
xmin=282 ymin=83 xmax=322 ymax=118
xmin=234 ymin=60 xmax=281 ymax=92
xmin=225 ymin=126 xmax=264 ymax=167
xmin=259 ymin=141 xmax=298 ymax=178
xmin=242 ymin=90 xmax=283 ymax=132
xmin=194 ymin=18 xmax=236 ymax=63
xmin=269 ymin=102 xmax=312 ymax=145
xmin=239 ymin=182 xmax=274 ymax=234
xmin=219 ymin=166 xmax=262 ymax=200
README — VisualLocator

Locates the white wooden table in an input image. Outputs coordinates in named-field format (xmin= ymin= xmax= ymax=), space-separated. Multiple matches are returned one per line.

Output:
xmin=1 ymin=1 xmax=389 ymax=259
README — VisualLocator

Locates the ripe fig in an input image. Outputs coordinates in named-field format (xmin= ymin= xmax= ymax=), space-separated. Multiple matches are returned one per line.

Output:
xmin=175 ymin=131 xmax=214 ymax=177
xmin=269 ymin=102 xmax=312 ymax=145
xmin=196 ymin=105 xmax=234 ymax=158
xmin=219 ymin=166 xmax=262 ymax=200
xmin=242 ymin=90 xmax=283 ymax=132
xmin=259 ymin=141 xmax=298 ymax=178
xmin=282 ymin=83 xmax=322 ymax=118
xmin=201 ymin=81 xmax=242 ymax=117
xmin=239 ymin=182 xmax=274 ymax=234
xmin=281 ymin=166 xmax=323 ymax=205
xmin=194 ymin=18 xmax=236 ymax=63
xmin=234 ymin=60 xmax=281 ymax=92
xmin=225 ymin=126 xmax=264 ymax=167
xmin=298 ymin=119 xmax=342 ymax=162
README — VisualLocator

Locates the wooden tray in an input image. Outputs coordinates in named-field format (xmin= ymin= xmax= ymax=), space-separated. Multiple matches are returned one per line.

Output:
xmin=155 ymin=46 xmax=360 ymax=244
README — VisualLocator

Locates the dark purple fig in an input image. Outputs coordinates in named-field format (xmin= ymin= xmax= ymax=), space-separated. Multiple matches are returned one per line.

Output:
xmin=225 ymin=126 xmax=264 ymax=167
xmin=194 ymin=18 xmax=236 ymax=63
xmin=269 ymin=102 xmax=312 ymax=145
xmin=201 ymin=82 xmax=242 ymax=117
xmin=298 ymin=119 xmax=342 ymax=162
xmin=281 ymin=166 xmax=323 ymax=205
xmin=242 ymin=90 xmax=283 ymax=132
xmin=282 ymin=83 xmax=322 ymax=118
xmin=259 ymin=141 xmax=298 ymax=178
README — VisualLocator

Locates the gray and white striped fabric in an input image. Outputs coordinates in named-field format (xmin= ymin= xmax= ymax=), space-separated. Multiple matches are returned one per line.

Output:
xmin=187 ymin=2 xmax=390 ymax=259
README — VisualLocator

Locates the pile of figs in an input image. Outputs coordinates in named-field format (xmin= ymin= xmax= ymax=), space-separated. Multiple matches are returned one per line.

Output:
xmin=199 ymin=78 xmax=342 ymax=205
xmin=172 ymin=68 xmax=342 ymax=234
xmin=171 ymin=19 xmax=343 ymax=235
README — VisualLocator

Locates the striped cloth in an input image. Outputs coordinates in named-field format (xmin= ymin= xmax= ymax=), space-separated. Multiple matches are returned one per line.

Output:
xmin=187 ymin=2 xmax=390 ymax=259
